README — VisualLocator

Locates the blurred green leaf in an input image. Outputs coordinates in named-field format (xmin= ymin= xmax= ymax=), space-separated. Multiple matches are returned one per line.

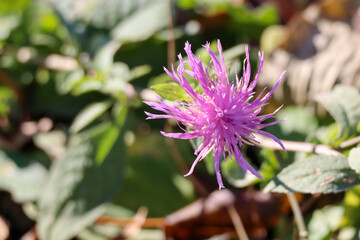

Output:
xmin=70 ymin=101 xmax=112 ymax=133
xmin=231 ymin=4 xmax=278 ymax=25
xmin=0 ymin=0 xmax=30 ymax=14
xmin=152 ymin=83 xmax=192 ymax=102
xmin=0 ymin=86 xmax=15 ymax=116
xmin=260 ymin=25 xmax=286 ymax=54
xmin=77 ymin=204 xmax=133 ymax=240
xmin=308 ymin=205 xmax=344 ymax=240
xmin=111 ymin=1 xmax=168 ymax=42
xmin=90 ymin=0 xmax=162 ymax=29
xmin=37 ymin=121 xmax=126 ymax=240
xmin=277 ymin=106 xmax=318 ymax=137
xmin=222 ymin=43 xmax=246 ymax=61
xmin=265 ymin=155 xmax=360 ymax=194
xmin=115 ymin=132 xmax=195 ymax=217
xmin=341 ymin=185 xmax=360 ymax=230
xmin=222 ymin=156 xmax=259 ymax=187
xmin=315 ymin=123 xmax=345 ymax=146
xmin=349 ymin=147 xmax=360 ymax=173
xmin=149 ymin=73 xmax=174 ymax=86
xmin=258 ymin=148 xmax=280 ymax=179
xmin=130 ymin=65 xmax=151 ymax=80
xmin=229 ymin=4 xmax=279 ymax=41
xmin=77 ymin=225 xmax=121 ymax=240
xmin=338 ymin=227 xmax=359 ymax=240
xmin=0 ymin=151 xmax=48 ymax=202
xmin=135 ymin=229 xmax=164 ymax=240
xmin=33 ymin=131 xmax=66 ymax=161
xmin=315 ymin=85 xmax=360 ymax=139
xmin=0 ymin=15 xmax=21 ymax=40
xmin=93 ymin=41 xmax=121 ymax=73
xmin=94 ymin=125 xmax=120 ymax=166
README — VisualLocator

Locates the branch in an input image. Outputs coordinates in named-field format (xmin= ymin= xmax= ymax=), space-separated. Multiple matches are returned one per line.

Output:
xmin=253 ymin=133 xmax=344 ymax=156
xmin=338 ymin=135 xmax=360 ymax=149
xmin=96 ymin=216 xmax=165 ymax=228
xmin=227 ymin=204 xmax=249 ymax=240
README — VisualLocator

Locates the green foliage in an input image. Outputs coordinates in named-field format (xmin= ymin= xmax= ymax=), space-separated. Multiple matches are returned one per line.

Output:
xmin=152 ymin=83 xmax=192 ymax=102
xmin=315 ymin=85 xmax=360 ymax=140
xmin=276 ymin=106 xmax=318 ymax=138
xmin=258 ymin=148 xmax=280 ymax=180
xmin=222 ymin=155 xmax=259 ymax=187
xmin=0 ymin=87 xmax=15 ymax=116
xmin=341 ymin=185 xmax=360 ymax=229
xmin=265 ymin=155 xmax=360 ymax=194
xmin=70 ymin=101 xmax=112 ymax=133
xmin=349 ymin=147 xmax=360 ymax=173
xmin=111 ymin=1 xmax=168 ymax=42
xmin=115 ymin=132 xmax=196 ymax=217
xmin=0 ymin=15 xmax=21 ymax=42
xmin=307 ymin=205 xmax=344 ymax=240
xmin=37 ymin=122 xmax=126 ymax=240
xmin=0 ymin=150 xmax=48 ymax=202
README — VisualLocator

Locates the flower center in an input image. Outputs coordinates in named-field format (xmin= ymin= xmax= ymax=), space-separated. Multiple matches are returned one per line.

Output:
xmin=215 ymin=107 xmax=224 ymax=118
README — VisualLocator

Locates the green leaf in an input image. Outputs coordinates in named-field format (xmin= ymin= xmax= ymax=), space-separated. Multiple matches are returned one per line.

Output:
xmin=77 ymin=204 xmax=134 ymax=240
xmin=264 ymin=155 xmax=360 ymax=194
xmin=93 ymin=41 xmax=121 ymax=73
xmin=89 ymin=0 xmax=161 ymax=29
xmin=222 ymin=156 xmax=259 ymax=187
xmin=37 ymin=122 xmax=126 ymax=240
xmin=114 ymin=132 xmax=195 ymax=217
xmin=315 ymin=85 xmax=360 ymax=139
xmin=308 ymin=205 xmax=344 ymax=240
xmin=277 ymin=106 xmax=318 ymax=137
xmin=0 ymin=15 xmax=21 ymax=40
xmin=70 ymin=101 xmax=112 ymax=133
xmin=0 ymin=86 xmax=15 ymax=116
xmin=341 ymin=185 xmax=360 ymax=229
xmin=94 ymin=125 xmax=119 ymax=165
xmin=0 ymin=151 xmax=48 ymax=202
xmin=349 ymin=147 xmax=360 ymax=173
xmin=315 ymin=123 xmax=345 ymax=146
xmin=152 ymin=83 xmax=192 ymax=102
xmin=258 ymin=148 xmax=280 ymax=180
xmin=260 ymin=25 xmax=286 ymax=54
xmin=110 ymin=0 xmax=168 ymax=42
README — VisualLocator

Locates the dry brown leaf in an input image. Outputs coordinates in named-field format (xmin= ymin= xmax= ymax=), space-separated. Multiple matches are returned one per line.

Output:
xmin=164 ymin=189 xmax=287 ymax=240
xmin=260 ymin=0 xmax=360 ymax=111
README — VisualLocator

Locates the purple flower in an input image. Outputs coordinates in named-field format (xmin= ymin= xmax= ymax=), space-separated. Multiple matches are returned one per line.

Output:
xmin=145 ymin=40 xmax=285 ymax=189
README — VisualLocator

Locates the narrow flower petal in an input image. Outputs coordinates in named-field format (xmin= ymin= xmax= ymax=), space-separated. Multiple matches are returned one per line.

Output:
xmin=214 ymin=149 xmax=225 ymax=189
xmin=160 ymin=131 xmax=201 ymax=139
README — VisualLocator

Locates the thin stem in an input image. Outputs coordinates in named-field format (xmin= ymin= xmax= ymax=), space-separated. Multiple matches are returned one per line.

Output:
xmin=96 ymin=216 xmax=165 ymax=228
xmin=287 ymin=193 xmax=308 ymax=240
xmin=122 ymin=206 xmax=148 ymax=239
xmin=167 ymin=0 xmax=176 ymax=68
xmin=253 ymin=133 xmax=343 ymax=156
xmin=338 ymin=135 xmax=360 ymax=149
xmin=227 ymin=204 xmax=249 ymax=240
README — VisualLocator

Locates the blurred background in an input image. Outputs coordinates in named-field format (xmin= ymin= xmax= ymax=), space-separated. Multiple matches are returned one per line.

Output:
xmin=0 ymin=0 xmax=360 ymax=239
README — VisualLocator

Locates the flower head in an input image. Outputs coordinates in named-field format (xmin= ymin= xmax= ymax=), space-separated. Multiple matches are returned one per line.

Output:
xmin=145 ymin=40 xmax=285 ymax=189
